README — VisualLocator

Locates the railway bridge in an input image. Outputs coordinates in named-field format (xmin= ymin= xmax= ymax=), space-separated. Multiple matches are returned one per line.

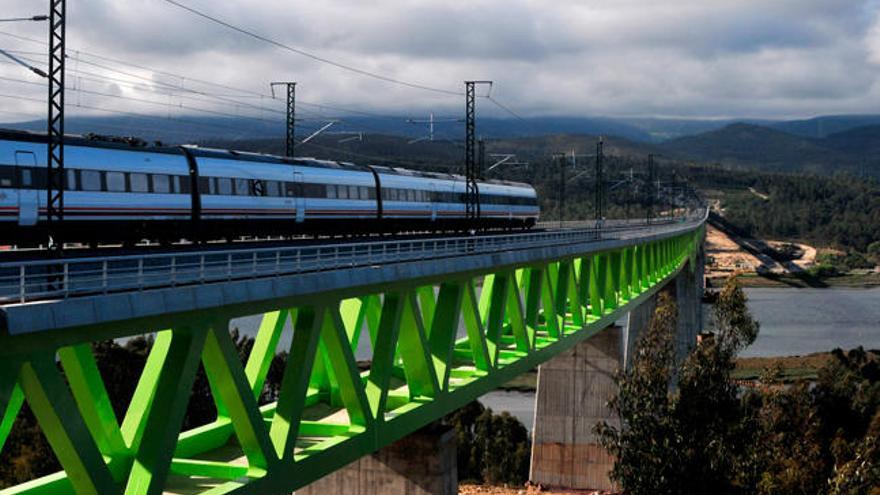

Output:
xmin=0 ymin=212 xmax=706 ymax=495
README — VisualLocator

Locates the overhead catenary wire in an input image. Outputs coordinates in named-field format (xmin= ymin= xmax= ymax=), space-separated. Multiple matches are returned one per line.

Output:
xmin=0 ymin=47 xmax=47 ymax=77
xmin=3 ymin=49 xmax=339 ymax=123
xmin=157 ymin=0 xmax=462 ymax=97
xmin=0 ymin=74 xmax=287 ymax=124
xmin=0 ymin=93 xmax=286 ymax=136
xmin=0 ymin=26 xmax=528 ymax=126
xmin=0 ymin=33 xmax=434 ymax=124
xmin=0 ymin=6 xmax=533 ymax=138
xmin=486 ymin=95 xmax=525 ymax=121
xmin=0 ymin=15 xmax=48 ymax=23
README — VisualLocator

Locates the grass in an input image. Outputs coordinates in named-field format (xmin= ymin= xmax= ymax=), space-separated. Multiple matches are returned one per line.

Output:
xmin=733 ymin=352 xmax=835 ymax=382
xmin=496 ymin=353 xmax=835 ymax=391
xmin=500 ymin=369 xmax=537 ymax=392
xmin=719 ymin=271 xmax=880 ymax=289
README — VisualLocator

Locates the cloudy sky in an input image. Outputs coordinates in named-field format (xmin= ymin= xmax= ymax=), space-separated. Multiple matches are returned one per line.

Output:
xmin=1 ymin=0 xmax=880 ymax=124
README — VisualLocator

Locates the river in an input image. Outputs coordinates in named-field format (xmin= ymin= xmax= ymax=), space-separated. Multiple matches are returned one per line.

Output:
xmin=738 ymin=287 xmax=880 ymax=357
xmin=482 ymin=287 xmax=880 ymax=431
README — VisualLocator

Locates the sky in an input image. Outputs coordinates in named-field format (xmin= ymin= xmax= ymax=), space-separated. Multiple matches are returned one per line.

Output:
xmin=1 ymin=0 xmax=880 ymax=124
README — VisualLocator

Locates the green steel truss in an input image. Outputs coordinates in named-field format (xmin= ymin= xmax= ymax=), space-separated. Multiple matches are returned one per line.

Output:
xmin=0 ymin=229 xmax=702 ymax=495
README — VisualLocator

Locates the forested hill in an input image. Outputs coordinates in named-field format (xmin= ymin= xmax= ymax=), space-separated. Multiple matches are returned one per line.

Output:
xmin=659 ymin=123 xmax=880 ymax=177
xmin=4 ymin=114 xmax=880 ymax=178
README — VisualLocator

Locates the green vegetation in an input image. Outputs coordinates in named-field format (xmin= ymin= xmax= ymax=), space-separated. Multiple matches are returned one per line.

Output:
xmin=444 ymin=401 xmax=531 ymax=486
xmin=718 ymin=172 xmax=880 ymax=254
xmin=598 ymin=278 xmax=880 ymax=494
xmin=661 ymin=122 xmax=880 ymax=177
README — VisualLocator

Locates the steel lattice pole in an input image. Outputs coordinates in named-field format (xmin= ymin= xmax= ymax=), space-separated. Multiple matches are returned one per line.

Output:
xmin=285 ymin=83 xmax=296 ymax=158
xmin=47 ymin=0 xmax=65 ymax=249
xmin=646 ymin=154 xmax=653 ymax=224
xmin=594 ymin=139 xmax=604 ymax=225
xmin=465 ymin=82 xmax=476 ymax=220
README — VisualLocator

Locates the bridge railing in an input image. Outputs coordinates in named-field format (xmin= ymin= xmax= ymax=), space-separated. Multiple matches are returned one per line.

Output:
xmin=0 ymin=215 xmax=704 ymax=304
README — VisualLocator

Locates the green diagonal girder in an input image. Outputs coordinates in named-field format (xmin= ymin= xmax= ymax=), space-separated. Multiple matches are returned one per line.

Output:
xmin=0 ymin=228 xmax=703 ymax=495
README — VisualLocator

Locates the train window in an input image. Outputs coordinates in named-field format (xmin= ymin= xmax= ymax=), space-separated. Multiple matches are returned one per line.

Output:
xmin=106 ymin=172 xmax=126 ymax=192
xmin=81 ymin=170 xmax=102 ymax=191
xmin=234 ymin=178 xmax=248 ymax=196
xmin=326 ymin=184 xmax=337 ymax=199
xmin=360 ymin=187 xmax=369 ymax=200
xmin=251 ymin=180 xmax=265 ymax=197
xmin=153 ymin=175 xmax=171 ymax=194
xmin=265 ymin=181 xmax=280 ymax=197
xmin=0 ymin=167 xmax=12 ymax=188
xmin=217 ymin=178 xmax=233 ymax=195
xmin=130 ymin=173 xmax=149 ymax=193
xmin=407 ymin=189 xmax=415 ymax=202
xmin=349 ymin=185 xmax=359 ymax=199
xmin=387 ymin=188 xmax=396 ymax=201
xmin=338 ymin=185 xmax=348 ymax=199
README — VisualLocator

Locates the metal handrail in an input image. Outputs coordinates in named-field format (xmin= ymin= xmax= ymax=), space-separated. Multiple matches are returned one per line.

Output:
xmin=0 ymin=209 xmax=707 ymax=304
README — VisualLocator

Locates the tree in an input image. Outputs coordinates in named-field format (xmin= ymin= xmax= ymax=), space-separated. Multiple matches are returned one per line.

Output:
xmin=444 ymin=401 xmax=531 ymax=486
xmin=868 ymin=241 xmax=880 ymax=265
xmin=596 ymin=290 xmax=683 ymax=493
xmin=598 ymin=278 xmax=761 ymax=494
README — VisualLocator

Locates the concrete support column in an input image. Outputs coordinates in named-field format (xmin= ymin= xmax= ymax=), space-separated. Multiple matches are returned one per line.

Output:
xmin=623 ymin=293 xmax=657 ymax=370
xmin=297 ymin=424 xmax=457 ymax=495
xmin=674 ymin=248 xmax=705 ymax=363
xmin=529 ymin=326 xmax=622 ymax=491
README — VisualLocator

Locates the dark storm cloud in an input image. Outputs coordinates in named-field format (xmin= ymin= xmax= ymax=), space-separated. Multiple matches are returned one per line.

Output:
xmin=1 ymin=0 xmax=879 ymax=119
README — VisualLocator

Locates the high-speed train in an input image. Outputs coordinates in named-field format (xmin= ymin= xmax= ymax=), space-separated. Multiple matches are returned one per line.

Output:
xmin=0 ymin=129 xmax=539 ymax=245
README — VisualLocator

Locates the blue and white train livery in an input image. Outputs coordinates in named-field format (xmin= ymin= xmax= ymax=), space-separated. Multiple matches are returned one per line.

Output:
xmin=0 ymin=129 xmax=539 ymax=244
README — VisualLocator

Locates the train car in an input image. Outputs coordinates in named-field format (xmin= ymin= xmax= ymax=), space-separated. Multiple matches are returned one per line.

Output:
xmin=0 ymin=129 xmax=539 ymax=245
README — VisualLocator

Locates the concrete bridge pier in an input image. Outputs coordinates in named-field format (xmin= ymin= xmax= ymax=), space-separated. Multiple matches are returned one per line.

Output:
xmin=297 ymin=424 xmax=457 ymax=495
xmin=674 ymin=251 xmax=705 ymax=364
xmin=623 ymin=293 xmax=657 ymax=370
xmin=529 ymin=325 xmax=623 ymax=490
xmin=530 ymin=251 xmax=706 ymax=491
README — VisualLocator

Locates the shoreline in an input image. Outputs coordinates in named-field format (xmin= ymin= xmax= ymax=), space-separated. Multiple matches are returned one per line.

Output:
xmin=495 ymin=351 xmax=875 ymax=393
xmin=707 ymin=272 xmax=880 ymax=289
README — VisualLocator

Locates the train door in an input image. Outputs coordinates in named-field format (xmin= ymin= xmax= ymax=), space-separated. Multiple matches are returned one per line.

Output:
xmin=293 ymin=172 xmax=305 ymax=223
xmin=14 ymin=151 xmax=38 ymax=226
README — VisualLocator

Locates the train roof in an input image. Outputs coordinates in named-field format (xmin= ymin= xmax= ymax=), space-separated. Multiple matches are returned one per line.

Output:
xmin=0 ymin=128 xmax=533 ymax=189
